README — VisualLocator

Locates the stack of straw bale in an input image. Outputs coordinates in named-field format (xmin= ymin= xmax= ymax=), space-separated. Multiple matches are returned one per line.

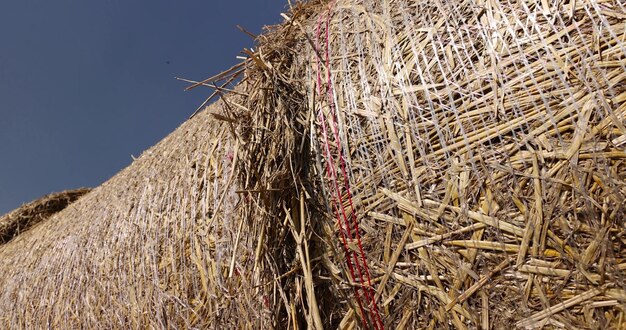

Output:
xmin=1 ymin=0 xmax=624 ymax=328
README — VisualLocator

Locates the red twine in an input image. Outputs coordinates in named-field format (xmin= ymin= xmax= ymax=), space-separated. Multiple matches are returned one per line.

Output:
xmin=314 ymin=3 xmax=383 ymax=329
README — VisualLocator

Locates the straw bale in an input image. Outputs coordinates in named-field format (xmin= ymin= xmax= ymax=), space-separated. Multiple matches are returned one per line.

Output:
xmin=0 ymin=0 xmax=625 ymax=329
xmin=0 ymin=188 xmax=90 ymax=244
xmin=0 ymin=102 xmax=282 ymax=328
xmin=216 ymin=0 xmax=626 ymax=328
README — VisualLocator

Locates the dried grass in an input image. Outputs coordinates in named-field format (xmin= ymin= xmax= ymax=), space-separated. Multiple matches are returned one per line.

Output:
xmin=0 ymin=106 xmax=274 ymax=328
xmin=0 ymin=188 xmax=90 ymax=244
xmin=221 ymin=0 xmax=626 ymax=328
xmin=0 ymin=0 xmax=625 ymax=329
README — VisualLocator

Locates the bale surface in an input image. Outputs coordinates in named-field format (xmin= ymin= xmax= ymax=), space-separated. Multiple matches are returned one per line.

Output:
xmin=0 ymin=188 xmax=90 ymax=244
xmin=0 ymin=104 xmax=279 ymax=328
xmin=224 ymin=0 xmax=626 ymax=328
xmin=0 ymin=0 xmax=625 ymax=329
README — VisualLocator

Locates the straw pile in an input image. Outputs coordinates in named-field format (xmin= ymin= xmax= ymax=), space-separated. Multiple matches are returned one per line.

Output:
xmin=1 ymin=0 xmax=625 ymax=329
xmin=0 ymin=188 xmax=90 ymax=244
xmin=0 ymin=105 xmax=282 ymax=328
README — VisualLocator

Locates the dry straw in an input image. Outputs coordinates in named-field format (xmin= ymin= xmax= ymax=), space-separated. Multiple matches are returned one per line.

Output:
xmin=0 ymin=188 xmax=90 ymax=244
xmin=1 ymin=0 xmax=625 ymax=329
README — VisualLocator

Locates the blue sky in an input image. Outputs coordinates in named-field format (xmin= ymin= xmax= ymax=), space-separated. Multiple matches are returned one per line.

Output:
xmin=0 ymin=1 xmax=287 ymax=214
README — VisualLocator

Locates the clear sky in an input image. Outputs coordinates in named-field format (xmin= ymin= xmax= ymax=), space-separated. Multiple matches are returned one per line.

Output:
xmin=0 ymin=1 xmax=287 ymax=215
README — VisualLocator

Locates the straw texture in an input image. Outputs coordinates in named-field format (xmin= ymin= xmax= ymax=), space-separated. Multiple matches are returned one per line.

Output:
xmin=0 ymin=188 xmax=90 ymax=244
xmin=1 ymin=0 xmax=625 ymax=328
xmin=0 ymin=105 xmax=279 ymax=328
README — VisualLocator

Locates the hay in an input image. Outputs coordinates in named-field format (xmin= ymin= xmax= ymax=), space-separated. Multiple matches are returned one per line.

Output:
xmin=0 ymin=188 xmax=91 ymax=244
xmin=215 ymin=0 xmax=626 ymax=327
xmin=0 ymin=104 xmax=276 ymax=328
xmin=0 ymin=0 xmax=625 ymax=329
